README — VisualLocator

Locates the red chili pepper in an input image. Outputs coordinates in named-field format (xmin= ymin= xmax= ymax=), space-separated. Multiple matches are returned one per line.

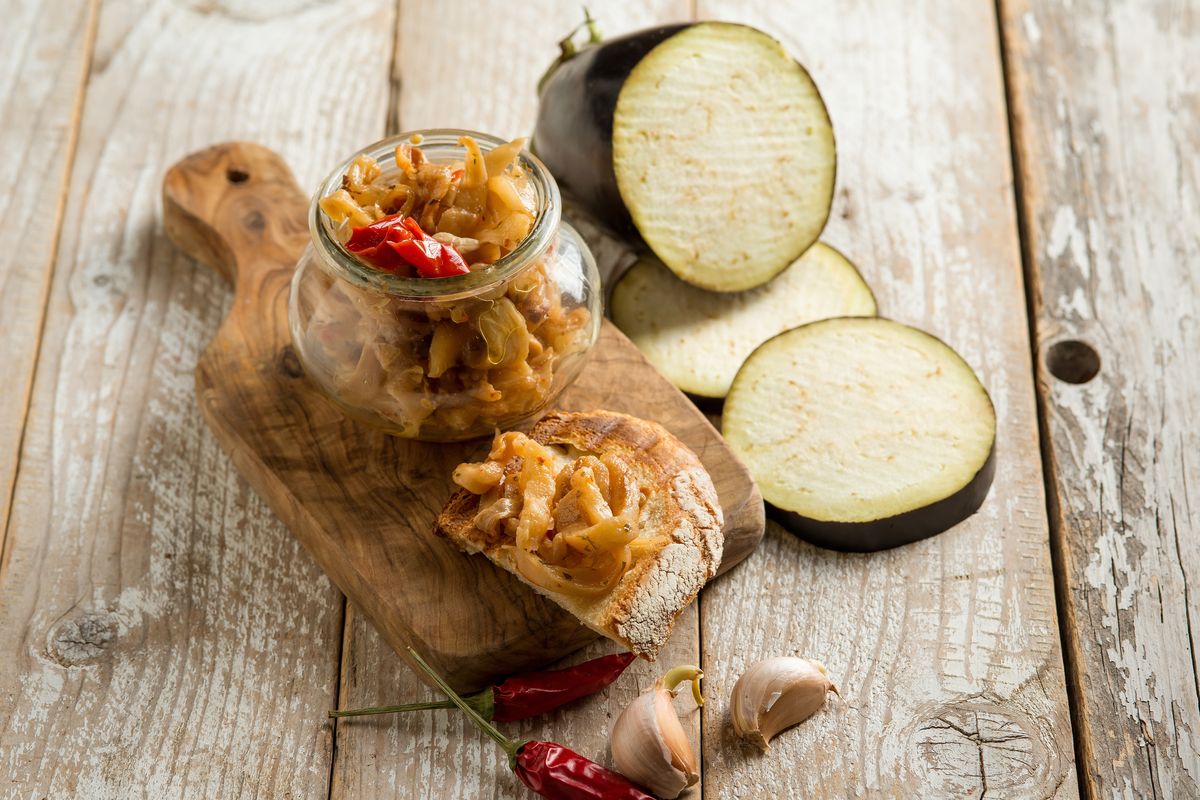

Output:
xmin=344 ymin=214 xmax=469 ymax=278
xmin=329 ymin=651 xmax=635 ymax=723
xmin=514 ymin=741 xmax=654 ymax=800
xmin=493 ymin=651 xmax=636 ymax=721
xmin=403 ymin=647 xmax=654 ymax=800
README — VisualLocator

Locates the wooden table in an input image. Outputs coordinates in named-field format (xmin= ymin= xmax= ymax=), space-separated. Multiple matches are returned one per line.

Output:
xmin=1 ymin=1 xmax=1194 ymax=797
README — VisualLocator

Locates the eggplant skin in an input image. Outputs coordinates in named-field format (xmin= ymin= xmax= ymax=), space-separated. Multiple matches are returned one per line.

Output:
xmin=772 ymin=445 xmax=996 ymax=552
xmin=533 ymin=23 xmax=690 ymax=234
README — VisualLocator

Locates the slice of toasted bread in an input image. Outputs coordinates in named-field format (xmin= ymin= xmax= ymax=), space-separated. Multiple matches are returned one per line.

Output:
xmin=436 ymin=410 xmax=724 ymax=659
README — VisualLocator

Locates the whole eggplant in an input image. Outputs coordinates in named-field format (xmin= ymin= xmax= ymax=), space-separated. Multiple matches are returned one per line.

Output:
xmin=532 ymin=19 xmax=836 ymax=293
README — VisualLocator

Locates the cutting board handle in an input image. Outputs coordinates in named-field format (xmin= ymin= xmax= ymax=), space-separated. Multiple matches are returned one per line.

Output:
xmin=163 ymin=142 xmax=310 ymax=291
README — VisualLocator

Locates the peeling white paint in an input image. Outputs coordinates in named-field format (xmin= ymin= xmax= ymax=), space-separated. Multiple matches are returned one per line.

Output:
xmin=1023 ymin=12 xmax=1042 ymax=45
xmin=1046 ymin=205 xmax=1090 ymax=280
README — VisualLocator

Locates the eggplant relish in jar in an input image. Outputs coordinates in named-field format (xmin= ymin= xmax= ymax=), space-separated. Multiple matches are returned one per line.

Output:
xmin=288 ymin=131 xmax=601 ymax=441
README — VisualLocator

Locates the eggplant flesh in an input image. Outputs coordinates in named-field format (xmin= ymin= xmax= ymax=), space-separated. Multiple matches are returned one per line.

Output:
xmin=722 ymin=318 xmax=997 ymax=552
xmin=534 ymin=22 xmax=836 ymax=293
xmin=610 ymin=242 xmax=876 ymax=399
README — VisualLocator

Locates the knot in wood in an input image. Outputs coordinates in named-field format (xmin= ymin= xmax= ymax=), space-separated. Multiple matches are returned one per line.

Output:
xmin=277 ymin=345 xmax=304 ymax=379
xmin=907 ymin=703 xmax=1050 ymax=797
xmin=242 ymin=209 xmax=266 ymax=233
xmin=47 ymin=611 xmax=118 ymax=666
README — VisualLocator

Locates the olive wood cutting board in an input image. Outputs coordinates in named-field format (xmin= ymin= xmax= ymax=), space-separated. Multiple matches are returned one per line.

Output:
xmin=161 ymin=142 xmax=765 ymax=690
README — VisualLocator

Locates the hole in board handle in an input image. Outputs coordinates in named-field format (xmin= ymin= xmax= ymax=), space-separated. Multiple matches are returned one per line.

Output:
xmin=1046 ymin=339 xmax=1100 ymax=384
xmin=226 ymin=168 xmax=250 ymax=184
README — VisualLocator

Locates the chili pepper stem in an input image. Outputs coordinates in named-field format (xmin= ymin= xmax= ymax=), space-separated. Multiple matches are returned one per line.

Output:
xmin=661 ymin=664 xmax=704 ymax=707
xmin=406 ymin=647 xmax=521 ymax=760
xmin=329 ymin=688 xmax=493 ymax=719
xmin=329 ymin=700 xmax=453 ymax=718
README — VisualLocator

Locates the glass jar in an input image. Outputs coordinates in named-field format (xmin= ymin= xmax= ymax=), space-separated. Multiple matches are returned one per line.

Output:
xmin=288 ymin=130 xmax=601 ymax=441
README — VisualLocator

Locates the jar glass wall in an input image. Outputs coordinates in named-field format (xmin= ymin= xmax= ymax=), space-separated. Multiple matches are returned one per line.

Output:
xmin=288 ymin=131 xmax=601 ymax=441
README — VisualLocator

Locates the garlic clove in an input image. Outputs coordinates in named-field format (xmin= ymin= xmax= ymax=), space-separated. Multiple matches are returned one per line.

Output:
xmin=654 ymin=688 xmax=699 ymax=781
xmin=612 ymin=691 xmax=691 ymax=798
xmin=611 ymin=666 xmax=702 ymax=799
xmin=730 ymin=657 xmax=838 ymax=751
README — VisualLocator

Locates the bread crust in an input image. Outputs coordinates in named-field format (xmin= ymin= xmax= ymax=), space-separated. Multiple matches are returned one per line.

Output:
xmin=436 ymin=410 xmax=724 ymax=658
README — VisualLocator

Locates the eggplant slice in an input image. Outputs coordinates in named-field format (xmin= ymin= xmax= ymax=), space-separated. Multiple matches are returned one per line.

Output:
xmin=723 ymin=318 xmax=996 ymax=551
xmin=612 ymin=24 xmax=834 ymax=291
xmin=534 ymin=22 xmax=835 ymax=292
xmin=611 ymin=242 xmax=876 ymax=399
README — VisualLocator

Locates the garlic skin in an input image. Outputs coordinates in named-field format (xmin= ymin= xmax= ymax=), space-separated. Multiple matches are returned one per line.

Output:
xmin=610 ymin=666 xmax=701 ymax=799
xmin=730 ymin=657 xmax=838 ymax=751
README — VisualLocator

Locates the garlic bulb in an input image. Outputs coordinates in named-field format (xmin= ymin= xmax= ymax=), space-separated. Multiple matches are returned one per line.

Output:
xmin=730 ymin=657 xmax=838 ymax=750
xmin=610 ymin=665 xmax=703 ymax=799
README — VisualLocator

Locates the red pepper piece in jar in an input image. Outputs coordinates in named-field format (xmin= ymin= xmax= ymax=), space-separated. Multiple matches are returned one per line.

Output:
xmin=398 ymin=216 xmax=470 ymax=278
xmin=329 ymin=651 xmax=636 ymax=723
xmin=391 ymin=235 xmax=441 ymax=274
xmin=437 ymin=237 xmax=470 ymax=275
xmin=403 ymin=647 xmax=655 ymax=800
xmin=344 ymin=214 xmax=469 ymax=279
xmin=344 ymin=215 xmax=414 ymax=275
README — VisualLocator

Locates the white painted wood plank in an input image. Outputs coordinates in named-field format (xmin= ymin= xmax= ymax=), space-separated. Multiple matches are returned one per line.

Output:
xmin=1002 ymin=0 xmax=1200 ymax=796
xmin=0 ymin=0 xmax=96 ymax=554
xmin=0 ymin=0 xmax=394 ymax=796
xmin=694 ymin=1 xmax=1078 ymax=796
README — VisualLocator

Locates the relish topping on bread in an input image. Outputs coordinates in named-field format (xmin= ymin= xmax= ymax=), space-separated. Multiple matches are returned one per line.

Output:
xmin=453 ymin=431 xmax=643 ymax=597
xmin=437 ymin=410 xmax=724 ymax=659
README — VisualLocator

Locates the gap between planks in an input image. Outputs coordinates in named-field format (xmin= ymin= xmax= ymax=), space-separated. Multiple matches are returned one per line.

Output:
xmin=992 ymin=1 xmax=1092 ymax=797
xmin=329 ymin=596 xmax=351 ymax=800
xmin=0 ymin=0 xmax=102 ymax=585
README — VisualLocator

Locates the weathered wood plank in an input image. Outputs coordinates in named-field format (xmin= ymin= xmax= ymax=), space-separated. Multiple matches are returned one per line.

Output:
xmin=0 ymin=0 xmax=97 ymax=559
xmin=0 ymin=0 xmax=395 ymax=795
xmin=1000 ymin=1 xmax=1200 ymax=796
xmin=329 ymin=3 xmax=699 ymax=798
xmin=694 ymin=1 xmax=1078 ymax=796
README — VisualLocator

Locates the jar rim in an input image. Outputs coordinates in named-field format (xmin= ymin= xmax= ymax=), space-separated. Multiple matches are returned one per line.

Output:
xmin=309 ymin=129 xmax=562 ymax=302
